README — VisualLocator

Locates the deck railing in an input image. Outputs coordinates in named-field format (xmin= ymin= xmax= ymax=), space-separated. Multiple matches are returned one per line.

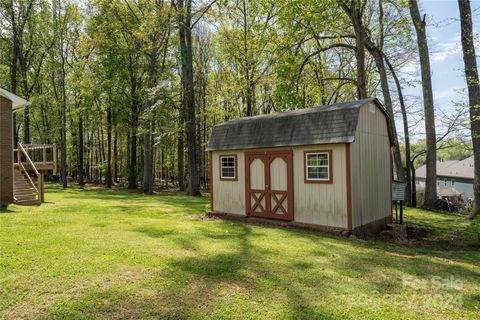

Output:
xmin=13 ymin=144 xmax=57 ymax=172
xmin=13 ymin=144 xmax=56 ymax=204
xmin=16 ymin=143 xmax=41 ymax=204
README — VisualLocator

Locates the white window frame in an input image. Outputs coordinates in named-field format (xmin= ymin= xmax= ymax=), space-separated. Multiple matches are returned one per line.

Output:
xmin=305 ymin=151 xmax=331 ymax=183
xmin=220 ymin=155 xmax=237 ymax=180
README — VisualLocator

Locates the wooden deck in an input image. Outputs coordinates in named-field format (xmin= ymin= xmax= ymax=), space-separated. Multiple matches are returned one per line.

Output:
xmin=14 ymin=144 xmax=57 ymax=171
xmin=13 ymin=144 xmax=56 ymax=205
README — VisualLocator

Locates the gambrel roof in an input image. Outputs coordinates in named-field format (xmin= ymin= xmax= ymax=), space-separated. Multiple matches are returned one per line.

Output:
xmin=206 ymin=98 xmax=392 ymax=151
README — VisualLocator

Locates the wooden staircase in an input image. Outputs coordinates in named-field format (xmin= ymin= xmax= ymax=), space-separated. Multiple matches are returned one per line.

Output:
xmin=13 ymin=143 xmax=55 ymax=206
xmin=14 ymin=167 xmax=40 ymax=205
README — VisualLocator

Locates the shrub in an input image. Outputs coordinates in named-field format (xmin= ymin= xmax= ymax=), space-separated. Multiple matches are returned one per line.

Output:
xmin=459 ymin=201 xmax=473 ymax=216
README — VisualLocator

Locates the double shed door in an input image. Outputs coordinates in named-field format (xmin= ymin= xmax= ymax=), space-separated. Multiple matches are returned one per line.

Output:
xmin=245 ymin=150 xmax=294 ymax=221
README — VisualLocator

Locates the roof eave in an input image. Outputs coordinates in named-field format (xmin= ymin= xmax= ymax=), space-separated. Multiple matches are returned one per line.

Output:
xmin=0 ymin=87 xmax=30 ymax=110
xmin=206 ymin=138 xmax=355 ymax=152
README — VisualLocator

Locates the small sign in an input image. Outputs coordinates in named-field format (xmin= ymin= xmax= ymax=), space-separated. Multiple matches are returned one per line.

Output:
xmin=392 ymin=181 xmax=407 ymax=201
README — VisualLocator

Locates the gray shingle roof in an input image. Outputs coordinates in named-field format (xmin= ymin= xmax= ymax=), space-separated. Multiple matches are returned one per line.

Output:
xmin=416 ymin=156 xmax=474 ymax=180
xmin=207 ymin=98 xmax=389 ymax=151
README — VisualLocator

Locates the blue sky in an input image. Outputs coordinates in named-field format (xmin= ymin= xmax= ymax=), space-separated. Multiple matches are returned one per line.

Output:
xmin=400 ymin=0 xmax=480 ymax=140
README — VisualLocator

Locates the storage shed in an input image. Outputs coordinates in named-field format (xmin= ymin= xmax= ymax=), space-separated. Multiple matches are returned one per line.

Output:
xmin=207 ymin=98 xmax=393 ymax=234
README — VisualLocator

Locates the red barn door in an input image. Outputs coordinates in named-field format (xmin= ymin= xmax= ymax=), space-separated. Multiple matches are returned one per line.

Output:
xmin=245 ymin=151 xmax=293 ymax=221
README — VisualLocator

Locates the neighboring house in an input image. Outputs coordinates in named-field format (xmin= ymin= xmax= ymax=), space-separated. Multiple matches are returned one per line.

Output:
xmin=207 ymin=98 xmax=393 ymax=234
xmin=416 ymin=156 xmax=474 ymax=199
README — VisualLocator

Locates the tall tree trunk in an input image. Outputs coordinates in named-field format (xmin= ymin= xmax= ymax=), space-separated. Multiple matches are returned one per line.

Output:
xmin=78 ymin=117 xmax=84 ymax=186
xmin=114 ymin=126 xmax=118 ymax=183
xmin=143 ymin=119 xmax=154 ymax=194
xmin=60 ymin=50 xmax=67 ymax=189
xmin=177 ymin=106 xmax=185 ymax=191
xmin=143 ymin=51 xmax=160 ymax=194
xmin=87 ymin=128 xmax=91 ymax=181
xmin=23 ymin=109 xmax=30 ymax=144
xmin=196 ymin=106 xmax=203 ymax=189
xmin=97 ymin=125 xmax=102 ymax=182
xmin=203 ymin=108 xmax=207 ymax=188
xmin=177 ymin=0 xmax=200 ymax=195
xmin=409 ymin=0 xmax=437 ymax=208
xmin=9 ymin=0 xmax=19 ymax=146
xmin=60 ymin=106 xmax=67 ymax=188
xmin=242 ymin=0 xmax=253 ymax=116
xmin=129 ymin=124 xmax=137 ymax=189
xmin=340 ymin=0 xmax=368 ymax=99
xmin=21 ymin=69 xmax=30 ymax=144
xmin=458 ymin=0 xmax=480 ymax=219
xmin=126 ymin=128 xmax=131 ymax=185
xmin=128 ymin=53 xmax=138 ymax=190
xmin=107 ymin=105 xmax=112 ymax=188
xmin=411 ymin=161 xmax=417 ymax=207
xmin=100 ymin=123 xmax=106 ymax=164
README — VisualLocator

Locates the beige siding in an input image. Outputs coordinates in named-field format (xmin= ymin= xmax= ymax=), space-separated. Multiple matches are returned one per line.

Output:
xmin=350 ymin=102 xmax=392 ymax=228
xmin=212 ymin=144 xmax=348 ymax=228
xmin=212 ymin=151 xmax=246 ymax=215
xmin=293 ymin=145 xmax=347 ymax=228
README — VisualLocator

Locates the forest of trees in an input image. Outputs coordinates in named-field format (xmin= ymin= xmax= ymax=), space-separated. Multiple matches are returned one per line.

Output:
xmin=0 ymin=0 xmax=478 ymax=217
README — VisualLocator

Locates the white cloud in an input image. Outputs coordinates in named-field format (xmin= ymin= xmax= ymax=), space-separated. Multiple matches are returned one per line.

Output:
xmin=433 ymin=86 xmax=465 ymax=102
xmin=430 ymin=33 xmax=462 ymax=64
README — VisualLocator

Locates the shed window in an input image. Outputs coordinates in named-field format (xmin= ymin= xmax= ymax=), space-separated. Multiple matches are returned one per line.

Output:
xmin=305 ymin=151 xmax=332 ymax=183
xmin=220 ymin=155 xmax=237 ymax=180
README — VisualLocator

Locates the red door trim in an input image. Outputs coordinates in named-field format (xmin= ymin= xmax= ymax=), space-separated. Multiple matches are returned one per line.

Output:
xmin=244 ymin=154 xmax=249 ymax=215
xmin=245 ymin=150 xmax=294 ymax=221
xmin=209 ymin=151 xmax=214 ymax=212
xmin=346 ymin=144 xmax=353 ymax=231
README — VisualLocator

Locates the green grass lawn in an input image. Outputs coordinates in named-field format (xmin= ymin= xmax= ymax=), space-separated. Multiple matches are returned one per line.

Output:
xmin=1 ymin=185 xmax=479 ymax=319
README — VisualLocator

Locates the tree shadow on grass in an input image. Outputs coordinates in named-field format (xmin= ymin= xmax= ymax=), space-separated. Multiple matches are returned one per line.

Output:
xmin=463 ymin=292 xmax=480 ymax=311
xmin=163 ymin=222 xmax=340 ymax=318
xmin=39 ymin=224 xmax=257 ymax=319
xmin=30 ymin=189 xmax=480 ymax=318
xmin=165 ymin=222 xmax=345 ymax=318
xmin=36 ymin=217 xmax=480 ymax=319
xmin=43 ymin=286 xmax=196 ymax=320
xmin=211 ymin=219 xmax=480 ymax=306
xmin=169 ymin=223 xmax=254 ymax=278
